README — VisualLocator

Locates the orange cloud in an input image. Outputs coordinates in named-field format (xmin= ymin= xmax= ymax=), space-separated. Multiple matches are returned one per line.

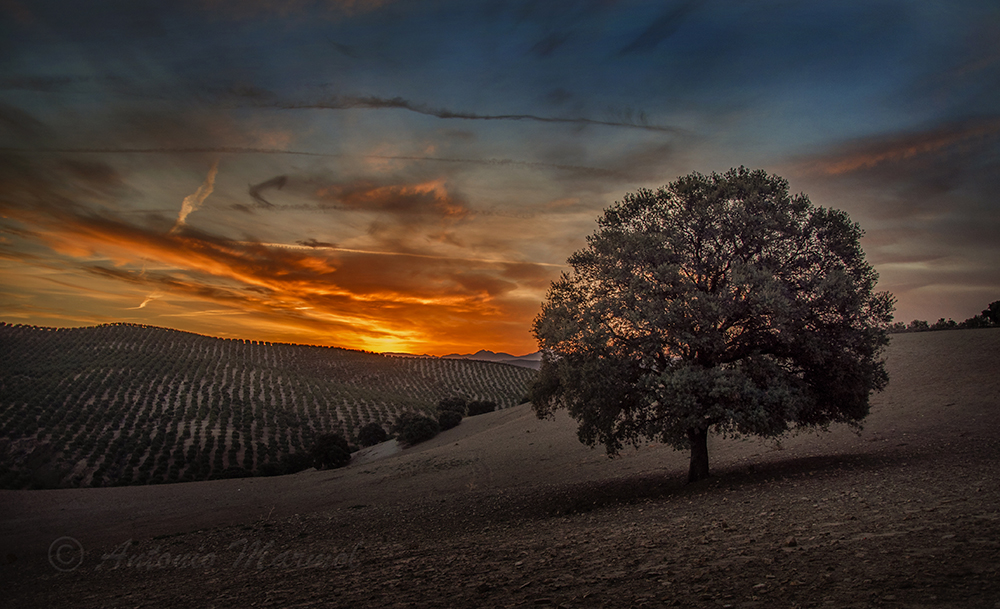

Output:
xmin=315 ymin=178 xmax=469 ymax=219
xmin=0 ymin=185 xmax=552 ymax=354
xmin=0 ymin=148 xmax=563 ymax=354
xmin=797 ymin=117 xmax=1000 ymax=176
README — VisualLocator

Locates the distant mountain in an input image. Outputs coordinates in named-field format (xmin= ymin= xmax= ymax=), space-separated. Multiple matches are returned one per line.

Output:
xmin=387 ymin=349 xmax=542 ymax=370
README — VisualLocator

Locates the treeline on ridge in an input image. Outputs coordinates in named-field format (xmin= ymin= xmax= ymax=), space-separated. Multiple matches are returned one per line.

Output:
xmin=889 ymin=300 xmax=999 ymax=333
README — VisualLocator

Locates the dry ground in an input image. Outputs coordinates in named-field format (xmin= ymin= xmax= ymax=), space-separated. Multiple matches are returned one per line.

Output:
xmin=2 ymin=330 xmax=999 ymax=608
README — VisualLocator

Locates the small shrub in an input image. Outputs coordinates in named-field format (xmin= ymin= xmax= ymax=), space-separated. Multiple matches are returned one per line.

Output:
xmin=394 ymin=413 xmax=440 ymax=446
xmin=213 ymin=466 xmax=253 ymax=480
xmin=467 ymin=400 xmax=497 ymax=416
xmin=438 ymin=410 xmax=462 ymax=431
xmin=257 ymin=461 xmax=286 ymax=477
xmin=357 ymin=422 xmax=388 ymax=447
xmin=309 ymin=433 xmax=351 ymax=469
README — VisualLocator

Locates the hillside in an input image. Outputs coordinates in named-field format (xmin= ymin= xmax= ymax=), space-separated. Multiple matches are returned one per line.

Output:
xmin=0 ymin=322 xmax=536 ymax=489
xmin=1 ymin=328 xmax=998 ymax=608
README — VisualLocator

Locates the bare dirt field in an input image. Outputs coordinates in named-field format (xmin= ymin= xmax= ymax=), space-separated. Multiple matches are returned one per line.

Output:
xmin=2 ymin=329 xmax=999 ymax=608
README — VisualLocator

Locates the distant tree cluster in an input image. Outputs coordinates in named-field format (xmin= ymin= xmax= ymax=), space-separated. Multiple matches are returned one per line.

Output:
xmin=889 ymin=300 xmax=1000 ymax=333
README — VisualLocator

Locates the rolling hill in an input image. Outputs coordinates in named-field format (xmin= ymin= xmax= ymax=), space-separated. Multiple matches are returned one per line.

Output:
xmin=0 ymin=322 xmax=536 ymax=489
xmin=1 ymin=328 xmax=998 ymax=608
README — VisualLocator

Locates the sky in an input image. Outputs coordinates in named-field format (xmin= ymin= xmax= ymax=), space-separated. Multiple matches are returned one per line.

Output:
xmin=1 ymin=0 xmax=998 ymax=356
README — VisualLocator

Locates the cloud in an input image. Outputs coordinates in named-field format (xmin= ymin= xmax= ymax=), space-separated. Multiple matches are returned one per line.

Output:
xmin=248 ymin=175 xmax=288 ymax=207
xmin=315 ymin=178 xmax=468 ymax=218
xmin=0 ymin=160 xmax=560 ymax=353
xmin=0 ymin=146 xmax=626 ymax=179
xmin=795 ymin=117 xmax=1000 ymax=177
xmin=530 ymin=32 xmax=571 ymax=57
xmin=263 ymin=95 xmax=684 ymax=134
xmin=783 ymin=117 xmax=1000 ymax=325
xmin=171 ymin=160 xmax=219 ymax=234
xmin=199 ymin=0 xmax=395 ymax=19
xmin=619 ymin=0 xmax=704 ymax=55
xmin=58 ymin=160 xmax=126 ymax=194
xmin=297 ymin=238 xmax=337 ymax=248
xmin=129 ymin=291 xmax=163 ymax=309
xmin=0 ymin=103 xmax=51 ymax=142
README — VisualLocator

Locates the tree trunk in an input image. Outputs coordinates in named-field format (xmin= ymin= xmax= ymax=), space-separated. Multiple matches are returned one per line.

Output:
xmin=687 ymin=427 xmax=710 ymax=483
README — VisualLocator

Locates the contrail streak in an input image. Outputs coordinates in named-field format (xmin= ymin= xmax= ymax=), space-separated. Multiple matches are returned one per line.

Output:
xmin=129 ymin=292 xmax=162 ymax=309
xmin=171 ymin=160 xmax=218 ymax=234
xmin=251 ymin=241 xmax=566 ymax=267
xmin=0 ymin=147 xmax=626 ymax=177
xmin=265 ymin=95 xmax=685 ymax=134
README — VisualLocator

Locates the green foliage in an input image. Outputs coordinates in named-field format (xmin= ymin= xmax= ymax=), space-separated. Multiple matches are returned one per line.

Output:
xmin=467 ymin=400 xmax=497 ymax=416
xmin=309 ymin=433 xmax=351 ymax=470
xmin=357 ymin=422 xmax=388 ymax=447
xmin=438 ymin=410 xmax=463 ymax=431
xmin=531 ymin=168 xmax=894 ymax=482
xmin=394 ymin=412 xmax=440 ymax=446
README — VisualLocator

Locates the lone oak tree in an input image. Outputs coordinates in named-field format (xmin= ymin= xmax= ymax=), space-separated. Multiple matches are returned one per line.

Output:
xmin=531 ymin=168 xmax=894 ymax=482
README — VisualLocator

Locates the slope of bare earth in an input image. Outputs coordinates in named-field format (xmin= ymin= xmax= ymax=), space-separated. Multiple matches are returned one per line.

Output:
xmin=2 ymin=329 xmax=999 ymax=608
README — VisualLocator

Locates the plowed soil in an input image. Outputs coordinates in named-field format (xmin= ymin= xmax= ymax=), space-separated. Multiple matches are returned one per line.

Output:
xmin=3 ymin=330 xmax=999 ymax=608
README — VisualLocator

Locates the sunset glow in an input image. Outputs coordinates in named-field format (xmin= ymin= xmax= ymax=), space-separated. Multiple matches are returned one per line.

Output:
xmin=2 ymin=1 xmax=998 ymax=354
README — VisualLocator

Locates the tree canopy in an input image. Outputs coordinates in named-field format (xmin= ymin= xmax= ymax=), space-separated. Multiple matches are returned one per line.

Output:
xmin=531 ymin=167 xmax=895 ymax=482
xmin=309 ymin=433 xmax=352 ymax=470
